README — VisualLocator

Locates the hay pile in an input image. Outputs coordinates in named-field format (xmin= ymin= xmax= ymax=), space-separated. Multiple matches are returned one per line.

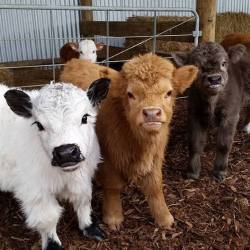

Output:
xmin=216 ymin=12 xmax=250 ymax=42
xmin=127 ymin=16 xmax=189 ymax=22
xmin=0 ymin=67 xmax=14 ymax=86
xmin=125 ymin=38 xmax=194 ymax=54
xmin=125 ymin=12 xmax=250 ymax=54
xmin=12 ymin=68 xmax=61 ymax=87
xmin=125 ymin=15 xmax=194 ymax=53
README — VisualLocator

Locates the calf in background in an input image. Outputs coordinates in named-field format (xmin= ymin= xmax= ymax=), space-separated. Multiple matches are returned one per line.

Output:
xmin=221 ymin=33 xmax=250 ymax=50
xmin=172 ymin=42 xmax=248 ymax=180
xmin=221 ymin=33 xmax=250 ymax=133
xmin=60 ymin=39 xmax=104 ymax=63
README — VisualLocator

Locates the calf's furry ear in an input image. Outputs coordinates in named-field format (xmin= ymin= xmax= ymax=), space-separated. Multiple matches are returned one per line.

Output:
xmin=4 ymin=89 xmax=32 ymax=118
xmin=173 ymin=65 xmax=198 ymax=94
xmin=96 ymin=42 xmax=104 ymax=51
xmin=171 ymin=52 xmax=189 ymax=67
xmin=87 ymin=78 xmax=110 ymax=106
xmin=228 ymin=44 xmax=246 ymax=64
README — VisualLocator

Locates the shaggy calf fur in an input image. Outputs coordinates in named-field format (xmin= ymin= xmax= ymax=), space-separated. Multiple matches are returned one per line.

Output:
xmin=172 ymin=42 xmax=249 ymax=180
xmin=0 ymin=80 xmax=110 ymax=250
xmin=60 ymin=54 xmax=198 ymax=230
xmin=221 ymin=33 xmax=250 ymax=133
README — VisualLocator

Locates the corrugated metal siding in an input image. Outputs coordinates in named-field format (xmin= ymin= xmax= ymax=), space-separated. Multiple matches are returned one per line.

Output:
xmin=0 ymin=0 xmax=80 ymax=62
xmin=92 ymin=0 xmax=197 ymax=47
xmin=1 ymin=0 xmax=250 ymax=62
xmin=92 ymin=0 xmax=250 ymax=20
xmin=93 ymin=0 xmax=196 ymax=20
xmin=217 ymin=0 xmax=250 ymax=13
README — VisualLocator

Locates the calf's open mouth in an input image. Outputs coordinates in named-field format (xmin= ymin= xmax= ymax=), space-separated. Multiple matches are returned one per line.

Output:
xmin=209 ymin=83 xmax=221 ymax=89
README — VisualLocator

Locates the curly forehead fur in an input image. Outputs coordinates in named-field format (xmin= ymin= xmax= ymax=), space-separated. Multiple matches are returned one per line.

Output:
xmin=190 ymin=42 xmax=228 ymax=64
xmin=33 ymin=82 xmax=90 ymax=113
xmin=121 ymin=53 xmax=175 ymax=85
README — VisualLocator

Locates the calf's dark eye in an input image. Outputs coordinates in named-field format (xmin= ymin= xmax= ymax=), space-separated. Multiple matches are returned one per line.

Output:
xmin=82 ymin=114 xmax=90 ymax=124
xmin=127 ymin=92 xmax=135 ymax=99
xmin=32 ymin=121 xmax=45 ymax=131
xmin=165 ymin=90 xmax=172 ymax=98
xmin=221 ymin=61 xmax=227 ymax=67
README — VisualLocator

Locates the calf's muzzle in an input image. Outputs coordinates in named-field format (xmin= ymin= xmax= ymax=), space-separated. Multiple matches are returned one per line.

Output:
xmin=207 ymin=74 xmax=222 ymax=87
xmin=52 ymin=144 xmax=85 ymax=168
xmin=143 ymin=108 xmax=162 ymax=123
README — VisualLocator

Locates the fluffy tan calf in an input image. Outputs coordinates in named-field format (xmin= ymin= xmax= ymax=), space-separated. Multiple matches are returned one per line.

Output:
xmin=60 ymin=54 xmax=198 ymax=230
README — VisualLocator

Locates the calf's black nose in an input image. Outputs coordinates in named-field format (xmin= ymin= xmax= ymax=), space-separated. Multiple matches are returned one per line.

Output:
xmin=52 ymin=144 xmax=85 ymax=167
xmin=207 ymin=74 xmax=222 ymax=85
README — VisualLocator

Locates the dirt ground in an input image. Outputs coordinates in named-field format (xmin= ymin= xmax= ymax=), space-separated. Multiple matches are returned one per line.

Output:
xmin=0 ymin=99 xmax=249 ymax=250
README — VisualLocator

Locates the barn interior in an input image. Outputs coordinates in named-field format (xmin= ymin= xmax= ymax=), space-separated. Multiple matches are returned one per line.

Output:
xmin=0 ymin=1 xmax=249 ymax=250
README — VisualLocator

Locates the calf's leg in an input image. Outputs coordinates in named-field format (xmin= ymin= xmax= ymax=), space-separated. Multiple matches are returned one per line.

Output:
xmin=187 ymin=118 xmax=208 ymax=179
xmin=71 ymin=194 xmax=105 ymax=240
xmin=99 ymin=165 xmax=125 ymax=230
xmin=22 ymin=196 xmax=63 ymax=250
xmin=213 ymin=116 xmax=239 ymax=180
xmin=138 ymin=169 xmax=174 ymax=229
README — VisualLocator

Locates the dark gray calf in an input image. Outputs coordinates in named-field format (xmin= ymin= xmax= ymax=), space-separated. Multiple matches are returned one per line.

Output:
xmin=172 ymin=42 xmax=249 ymax=180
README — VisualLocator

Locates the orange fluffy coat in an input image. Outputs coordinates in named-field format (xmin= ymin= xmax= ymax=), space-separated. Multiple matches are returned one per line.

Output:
xmin=221 ymin=33 xmax=250 ymax=50
xmin=60 ymin=54 xmax=198 ymax=230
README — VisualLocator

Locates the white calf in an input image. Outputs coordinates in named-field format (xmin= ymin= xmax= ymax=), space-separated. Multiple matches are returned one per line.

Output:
xmin=0 ymin=78 xmax=110 ymax=250
xmin=78 ymin=39 xmax=104 ymax=63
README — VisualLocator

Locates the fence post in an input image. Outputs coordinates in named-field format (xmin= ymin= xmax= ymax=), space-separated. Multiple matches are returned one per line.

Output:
xmin=197 ymin=0 xmax=217 ymax=42
xmin=79 ymin=0 xmax=93 ymax=39
xmin=80 ymin=0 xmax=93 ymax=22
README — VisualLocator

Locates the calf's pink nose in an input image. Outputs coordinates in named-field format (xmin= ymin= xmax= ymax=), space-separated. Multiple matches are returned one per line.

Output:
xmin=143 ymin=108 xmax=162 ymax=122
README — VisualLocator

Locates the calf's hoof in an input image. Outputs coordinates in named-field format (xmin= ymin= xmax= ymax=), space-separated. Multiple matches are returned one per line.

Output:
xmin=156 ymin=213 xmax=174 ymax=230
xmin=103 ymin=214 xmax=124 ymax=231
xmin=213 ymin=169 xmax=228 ymax=181
xmin=186 ymin=170 xmax=200 ymax=180
xmin=45 ymin=239 xmax=64 ymax=250
xmin=83 ymin=223 xmax=106 ymax=241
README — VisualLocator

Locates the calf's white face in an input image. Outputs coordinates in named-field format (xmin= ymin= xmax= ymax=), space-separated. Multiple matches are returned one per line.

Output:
xmin=4 ymin=79 xmax=110 ymax=172
xmin=78 ymin=39 xmax=104 ymax=63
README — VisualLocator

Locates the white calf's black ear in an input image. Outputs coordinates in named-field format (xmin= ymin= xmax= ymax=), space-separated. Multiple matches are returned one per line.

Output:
xmin=87 ymin=78 xmax=110 ymax=106
xmin=4 ymin=89 xmax=32 ymax=118
xmin=228 ymin=44 xmax=246 ymax=64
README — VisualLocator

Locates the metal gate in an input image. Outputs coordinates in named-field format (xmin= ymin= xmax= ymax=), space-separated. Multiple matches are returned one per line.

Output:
xmin=0 ymin=4 xmax=200 ymax=88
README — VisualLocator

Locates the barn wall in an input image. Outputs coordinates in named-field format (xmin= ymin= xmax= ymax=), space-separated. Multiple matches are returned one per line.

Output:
xmin=0 ymin=0 xmax=80 ymax=62
xmin=0 ymin=0 xmax=250 ymax=62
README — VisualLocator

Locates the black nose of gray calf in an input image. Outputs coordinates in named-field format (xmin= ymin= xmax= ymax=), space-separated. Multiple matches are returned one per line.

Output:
xmin=207 ymin=74 xmax=222 ymax=86
xmin=52 ymin=144 xmax=85 ymax=168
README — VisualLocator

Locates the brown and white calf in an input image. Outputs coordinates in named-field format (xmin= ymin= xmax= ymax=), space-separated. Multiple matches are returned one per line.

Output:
xmin=60 ymin=40 xmax=104 ymax=63
xmin=60 ymin=54 xmax=198 ymax=230
xmin=172 ymin=42 xmax=249 ymax=180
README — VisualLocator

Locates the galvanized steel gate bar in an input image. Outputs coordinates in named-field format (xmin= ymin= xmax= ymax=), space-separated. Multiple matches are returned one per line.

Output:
xmin=0 ymin=4 xmax=200 ymax=86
